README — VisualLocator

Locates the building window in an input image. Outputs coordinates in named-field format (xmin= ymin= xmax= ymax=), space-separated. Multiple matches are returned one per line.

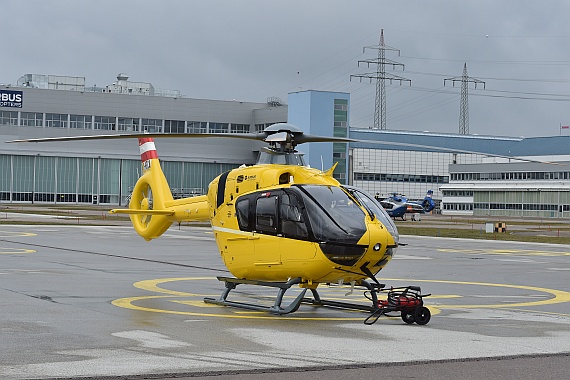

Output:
xmin=334 ymin=98 xmax=348 ymax=111
xmin=0 ymin=111 xmax=18 ymax=126
xmin=255 ymin=123 xmax=267 ymax=133
xmin=230 ymin=123 xmax=250 ymax=133
xmin=20 ymin=112 xmax=43 ymax=127
xmin=165 ymin=120 xmax=185 ymax=133
xmin=187 ymin=121 xmax=207 ymax=133
xmin=354 ymin=172 xmax=448 ymax=183
xmin=333 ymin=152 xmax=346 ymax=159
xmin=118 ymin=117 xmax=139 ymax=131
xmin=209 ymin=122 xmax=228 ymax=134
xmin=45 ymin=113 xmax=67 ymax=128
xmin=70 ymin=115 xmax=92 ymax=129
xmin=452 ymin=170 xmax=570 ymax=182
xmin=142 ymin=118 xmax=162 ymax=133
xmin=94 ymin=116 xmax=115 ymax=130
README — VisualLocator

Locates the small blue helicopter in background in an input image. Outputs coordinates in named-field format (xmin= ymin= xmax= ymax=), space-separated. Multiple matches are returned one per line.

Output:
xmin=376 ymin=190 xmax=435 ymax=220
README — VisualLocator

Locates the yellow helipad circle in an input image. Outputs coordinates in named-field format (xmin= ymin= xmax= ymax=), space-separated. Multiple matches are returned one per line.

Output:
xmin=112 ymin=277 xmax=570 ymax=320
xmin=0 ymin=230 xmax=37 ymax=238
xmin=438 ymin=248 xmax=570 ymax=257
xmin=0 ymin=247 xmax=36 ymax=254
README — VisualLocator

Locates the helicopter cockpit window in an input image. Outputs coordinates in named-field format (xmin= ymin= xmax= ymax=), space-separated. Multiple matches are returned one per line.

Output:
xmin=235 ymin=198 xmax=250 ymax=231
xmin=280 ymin=192 xmax=308 ymax=239
xmin=297 ymin=185 xmax=366 ymax=244
xmin=256 ymin=195 xmax=279 ymax=234
xmin=343 ymin=186 xmax=399 ymax=245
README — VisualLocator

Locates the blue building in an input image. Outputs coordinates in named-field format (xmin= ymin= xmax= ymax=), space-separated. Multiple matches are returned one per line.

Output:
xmin=288 ymin=90 xmax=349 ymax=182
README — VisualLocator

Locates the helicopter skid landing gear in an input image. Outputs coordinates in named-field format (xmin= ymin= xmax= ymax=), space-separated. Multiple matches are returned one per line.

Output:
xmin=301 ymin=279 xmax=379 ymax=313
xmin=203 ymin=276 xmax=307 ymax=315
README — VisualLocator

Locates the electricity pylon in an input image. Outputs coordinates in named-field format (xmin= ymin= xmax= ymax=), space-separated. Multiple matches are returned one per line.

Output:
xmin=444 ymin=63 xmax=485 ymax=135
xmin=351 ymin=29 xmax=410 ymax=130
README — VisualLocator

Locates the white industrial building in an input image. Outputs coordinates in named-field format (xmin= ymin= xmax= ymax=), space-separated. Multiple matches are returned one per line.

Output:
xmin=1 ymin=73 xmax=569 ymax=218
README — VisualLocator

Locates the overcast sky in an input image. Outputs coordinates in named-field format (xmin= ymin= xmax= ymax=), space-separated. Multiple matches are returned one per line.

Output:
xmin=5 ymin=0 xmax=570 ymax=138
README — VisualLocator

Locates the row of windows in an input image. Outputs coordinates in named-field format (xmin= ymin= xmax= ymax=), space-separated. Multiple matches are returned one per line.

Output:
xmin=473 ymin=203 xmax=569 ymax=211
xmin=0 ymin=154 xmax=237 ymax=205
xmin=442 ymin=190 xmax=474 ymax=197
xmin=443 ymin=203 xmax=474 ymax=211
xmin=451 ymin=171 xmax=570 ymax=181
xmin=354 ymin=172 xmax=449 ymax=183
xmin=444 ymin=202 xmax=570 ymax=212
xmin=1 ymin=192 xmax=108 ymax=203
xmin=255 ymin=123 xmax=275 ymax=133
xmin=0 ymin=111 xmax=281 ymax=134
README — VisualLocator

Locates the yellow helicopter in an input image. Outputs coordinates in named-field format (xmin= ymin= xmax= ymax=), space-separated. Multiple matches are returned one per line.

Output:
xmin=12 ymin=123 xmax=433 ymax=324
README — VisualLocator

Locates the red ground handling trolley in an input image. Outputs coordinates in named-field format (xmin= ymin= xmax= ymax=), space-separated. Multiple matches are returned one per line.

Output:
xmin=364 ymin=286 xmax=431 ymax=325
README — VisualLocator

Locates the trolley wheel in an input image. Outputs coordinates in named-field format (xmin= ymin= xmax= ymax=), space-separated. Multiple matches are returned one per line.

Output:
xmin=414 ymin=306 xmax=431 ymax=325
xmin=401 ymin=310 xmax=415 ymax=324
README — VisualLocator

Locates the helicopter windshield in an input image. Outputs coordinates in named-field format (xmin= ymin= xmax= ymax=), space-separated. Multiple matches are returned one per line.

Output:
xmin=343 ymin=185 xmax=399 ymax=245
xmin=296 ymin=185 xmax=366 ymax=244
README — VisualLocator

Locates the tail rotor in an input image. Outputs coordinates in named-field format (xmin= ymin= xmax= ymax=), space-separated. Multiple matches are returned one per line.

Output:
xmin=124 ymin=137 xmax=175 ymax=240
xmin=131 ymin=182 xmax=154 ymax=229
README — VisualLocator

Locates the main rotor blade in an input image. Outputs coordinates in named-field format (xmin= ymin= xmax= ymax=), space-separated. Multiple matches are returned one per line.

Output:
xmin=6 ymin=129 xmax=560 ymax=165
xmin=295 ymin=134 xmax=356 ymax=144
xmin=111 ymin=209 xmax=174 ymax=216
xmin=7 ymin=132 xmax=268 ymax=143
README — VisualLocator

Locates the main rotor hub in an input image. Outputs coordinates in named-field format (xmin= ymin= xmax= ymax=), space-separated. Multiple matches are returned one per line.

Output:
xmin=263 ymin=124 xmax=304 ymax=153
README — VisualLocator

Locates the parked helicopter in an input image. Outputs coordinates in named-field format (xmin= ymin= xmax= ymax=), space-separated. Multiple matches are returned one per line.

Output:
xmin=376 ymin=191 xmax=436 ymax=220
xmin=9 ymin=123 xmax=434 ymax=324
xmin=377 ymin=196 xmax=407 ymax=220
xmin=11 ymin=123 xmax=558 ymax=324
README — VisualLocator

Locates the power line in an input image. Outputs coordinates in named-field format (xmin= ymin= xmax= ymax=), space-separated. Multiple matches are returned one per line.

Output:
xmin=402 ymin=69 xmax=570 ymax=83
xmin=398 ymin=85 xmax=570 ymax=101
xmin=400 ymin=55 xmax=570 ymax=66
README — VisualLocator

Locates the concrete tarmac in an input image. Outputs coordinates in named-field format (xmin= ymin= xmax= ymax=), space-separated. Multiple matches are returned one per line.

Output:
xmin=0 ymin=224 xmax=569 ymax=379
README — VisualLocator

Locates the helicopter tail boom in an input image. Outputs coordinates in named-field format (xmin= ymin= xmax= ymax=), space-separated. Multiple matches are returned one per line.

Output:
xmin=111 ymin=137 xmax=210 ymax=241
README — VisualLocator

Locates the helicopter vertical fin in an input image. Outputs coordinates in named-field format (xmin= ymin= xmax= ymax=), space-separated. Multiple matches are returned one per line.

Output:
xmin=123 ymin=137 xmax=175 ymax=241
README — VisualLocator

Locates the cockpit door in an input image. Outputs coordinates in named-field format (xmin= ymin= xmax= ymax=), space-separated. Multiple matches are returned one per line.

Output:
xmin=252 ymin=193 xmax=281 ymax=265
xmin=279 ymin=190 xmax=316 ymax=260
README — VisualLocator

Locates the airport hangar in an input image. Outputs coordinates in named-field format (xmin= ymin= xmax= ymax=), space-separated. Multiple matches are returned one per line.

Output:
xmin=1 ymin=73 xmax=570 ymax=219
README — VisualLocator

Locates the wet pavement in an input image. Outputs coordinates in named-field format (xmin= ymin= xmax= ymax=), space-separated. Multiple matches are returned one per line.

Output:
xmin=0 ymin=224 xmax=568 ymax=379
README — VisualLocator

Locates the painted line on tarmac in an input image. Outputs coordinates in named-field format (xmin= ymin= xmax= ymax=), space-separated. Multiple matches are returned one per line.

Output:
xmin=0 ymin=230 xmax=37 ymax=238
xmin=0 ymin=247 xmax=36 ymax=254
xmin=437 ymin=248 xmax=570 ymax=257
xmin=112 ymin=277 xmax=570 ymax=320
xmin=0 ymin=230 xmax=37 ymax=255
xmin=503 ymin=308 xmax=570 ymax=318
xmin=381 ymin=278 xmax=570 ymax=309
